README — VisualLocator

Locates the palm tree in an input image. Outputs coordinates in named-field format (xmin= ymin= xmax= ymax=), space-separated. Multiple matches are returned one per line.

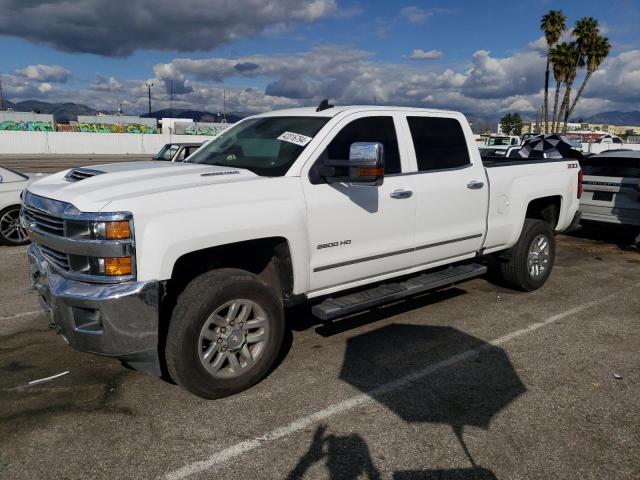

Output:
xmin=549 ymin=42 xmax=573 ymax=132
xmin=565 ymin=35 xmax=611 ymax=121
xmin=556 ymin=42 xmax=581 ymax=131
xmin=562 ymin=17 xmax=599 ymax=128
xmin=540 ymin=10 xmax=566 ymax=133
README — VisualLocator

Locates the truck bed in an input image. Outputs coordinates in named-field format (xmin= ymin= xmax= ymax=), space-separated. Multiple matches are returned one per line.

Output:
xmin=481 ymin=157 xmax=575 ymax=167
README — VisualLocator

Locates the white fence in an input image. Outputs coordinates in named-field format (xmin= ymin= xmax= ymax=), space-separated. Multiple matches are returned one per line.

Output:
xmin=0 ymin=131 xmax=217 ymax=155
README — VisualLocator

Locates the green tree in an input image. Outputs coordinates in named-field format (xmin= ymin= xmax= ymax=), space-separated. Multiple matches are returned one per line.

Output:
xmin=557 ymin=42 xmax=582 ymax=131
xmin=500 ymin=113 xmax=522 ymax=135
xmin=562 ymin=17 xmax=600 ymax=129
xmin=540 ymin=10 xmax=566 ymax=133
xmin=511 ymin=113 xmax=523 ymax=135
xmin=500 ymin=113 xmax=513 ymax=135
xmin=550 ymin=42 xmax=574 ymax=132
xmin=566 ymin=35 xmax=611 ymax=121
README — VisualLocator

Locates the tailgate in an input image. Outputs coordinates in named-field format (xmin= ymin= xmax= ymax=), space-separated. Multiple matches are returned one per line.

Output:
xmin=582 ymin=175 xmax=640 ymax=208
xmin=580 ymin=153 xmax=640 ymax=224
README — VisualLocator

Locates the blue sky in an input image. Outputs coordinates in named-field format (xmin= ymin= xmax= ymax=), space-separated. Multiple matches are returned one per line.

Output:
xmin=0 ymin=0 xmax=639 ymax=119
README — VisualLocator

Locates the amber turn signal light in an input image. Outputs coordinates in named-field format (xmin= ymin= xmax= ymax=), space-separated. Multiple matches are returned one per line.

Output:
xmin=357 ymin=167 xmax=384 ymax=177
xmin=104 ymin=257 xmax=133 ymax=276
xmin=105 ymin=221 xmax=131 ymax=240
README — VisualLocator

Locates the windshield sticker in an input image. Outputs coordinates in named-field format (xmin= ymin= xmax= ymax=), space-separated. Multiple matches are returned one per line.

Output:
xmin=277 ymin=131 xmax=313 ymax=147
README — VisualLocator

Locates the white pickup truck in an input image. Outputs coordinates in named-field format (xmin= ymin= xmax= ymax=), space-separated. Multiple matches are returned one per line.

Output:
xmin=21 ymin=105 xmax=582 ymax=399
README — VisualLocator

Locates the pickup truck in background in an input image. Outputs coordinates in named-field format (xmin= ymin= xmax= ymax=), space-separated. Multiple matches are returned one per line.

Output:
xmin=579 ymin=150 xmax=640 ymax=227
xmin=153 ymin=142 xmax=203 ymax=162
xmin=21 ymin=105 xmax=581 ymax=399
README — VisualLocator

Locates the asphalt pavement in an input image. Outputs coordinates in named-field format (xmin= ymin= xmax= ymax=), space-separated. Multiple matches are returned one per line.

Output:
xmin=0 ymin=227 xmax=639 ymax=480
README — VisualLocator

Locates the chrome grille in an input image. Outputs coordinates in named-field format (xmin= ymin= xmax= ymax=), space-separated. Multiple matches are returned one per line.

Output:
xmin=65 ymin=168 xmax=104 ymax=182
xmin=22 ymin=206 xmax=65 ymax=235
xmin=40 ymin=245 xmax=70 ymax=271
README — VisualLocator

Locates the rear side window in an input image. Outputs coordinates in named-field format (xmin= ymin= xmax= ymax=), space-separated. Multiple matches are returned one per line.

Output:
xmin=325 ymin=116 xmax=401 ymax=174
xmin=407 ymin=116 xmax=471 ymax=172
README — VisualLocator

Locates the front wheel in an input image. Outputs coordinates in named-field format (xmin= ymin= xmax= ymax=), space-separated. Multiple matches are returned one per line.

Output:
xmin=165 ymin=268 xmax=285 ymax=399
xmin=499 ymin=219 xmax=555 ymax=291
xmin=0 ymin=206 xmax=29 ymax=246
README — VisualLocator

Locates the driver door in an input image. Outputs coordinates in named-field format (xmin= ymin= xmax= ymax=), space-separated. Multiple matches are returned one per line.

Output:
xmin=302 ymin=113 xmax=416 ymax=294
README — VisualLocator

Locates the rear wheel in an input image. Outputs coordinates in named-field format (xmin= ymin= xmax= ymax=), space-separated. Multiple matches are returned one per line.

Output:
xmin=0 ymin=206 xmax=29 ymax=246
xmin=165 ymin=268 xmax=284 ymax=399
xmin=499 ymin=219 xmax=555 ymax=291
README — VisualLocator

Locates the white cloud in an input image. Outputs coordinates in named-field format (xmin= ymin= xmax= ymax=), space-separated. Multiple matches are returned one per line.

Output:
xmin=37 ymin=82 xmax=53 ymax=93
xmin=15 ymin=64 xmax=71 ymax=83
xmin=400 ymin=6 xmax=432 ymax=24
xmin=408 ymin=49 xmax=443 ymax=60
xmin=4 ymin=40 xmax=638 ymax=122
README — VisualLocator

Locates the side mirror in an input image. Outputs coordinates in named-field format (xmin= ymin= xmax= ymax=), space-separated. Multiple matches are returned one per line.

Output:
xmin=319 ymin=142 xmax=385 ymax=186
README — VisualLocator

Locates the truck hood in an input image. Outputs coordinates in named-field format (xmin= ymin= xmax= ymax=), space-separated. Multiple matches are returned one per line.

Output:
xmin=26 ymin=161 xmax=261 ymax=212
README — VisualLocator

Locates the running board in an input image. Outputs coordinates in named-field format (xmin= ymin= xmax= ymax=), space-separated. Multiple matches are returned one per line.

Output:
xmin=311 ymin=263 xmax=487 ymax=321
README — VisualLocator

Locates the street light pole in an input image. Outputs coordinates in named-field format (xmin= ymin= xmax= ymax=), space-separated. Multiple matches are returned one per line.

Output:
xmin=146 ymin=82 xmax=154 ymax=117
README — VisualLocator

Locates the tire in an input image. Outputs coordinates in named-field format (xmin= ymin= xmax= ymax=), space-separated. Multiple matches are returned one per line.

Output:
xmin=165 ymin=268 xmax=285 ymax=399
xmin=0 ymin=205 xmax=29 ymax=246
xmin=499 ymin=219 xmax=555 ymax=291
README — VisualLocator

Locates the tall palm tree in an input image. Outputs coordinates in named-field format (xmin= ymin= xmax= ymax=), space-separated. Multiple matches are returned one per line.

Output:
xmin=562 ymin=17 xmax=599 ymax=128
xmin=540 ymin=10 xmax=566 ymax=133
xmin=566 ymin=35 xmax=611 ymax=121
xmin=556 ymin=42 xmax=581 ymax=131
xmin=549 ymin=42 xmax=573 ymax=132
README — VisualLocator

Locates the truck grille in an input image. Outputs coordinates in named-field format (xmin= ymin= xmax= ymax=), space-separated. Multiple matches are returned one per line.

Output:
xmin=22 ymin=206 xmax=65 ymax=236
xmin=40 ymin=245 xmax=70 ymax=271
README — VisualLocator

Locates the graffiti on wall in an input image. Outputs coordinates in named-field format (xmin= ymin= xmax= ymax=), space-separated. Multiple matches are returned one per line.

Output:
xmin=77 ymin=123 xmax=159 ymax=134
xmin=0 ymin=120 xmax=54 ymax=131
xmin=183 ymin=125 xmax=224 ymax=136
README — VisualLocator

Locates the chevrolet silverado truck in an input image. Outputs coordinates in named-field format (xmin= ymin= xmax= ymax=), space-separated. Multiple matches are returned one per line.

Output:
xmin=21 ymin=105 xmax=582 ymax=399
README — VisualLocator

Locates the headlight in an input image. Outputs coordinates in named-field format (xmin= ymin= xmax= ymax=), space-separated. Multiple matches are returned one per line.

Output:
xmin=62 ymin=214 xmax=135 ymax=280
xmin=66 ymin=219 xmax=132 ymax=241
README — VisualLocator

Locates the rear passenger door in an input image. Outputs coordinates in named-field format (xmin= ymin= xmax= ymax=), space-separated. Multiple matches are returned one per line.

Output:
xmin=401 ymin=114 xmax=488 ymax=266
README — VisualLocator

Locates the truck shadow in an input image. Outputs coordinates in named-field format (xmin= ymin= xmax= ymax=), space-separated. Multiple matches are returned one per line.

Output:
xmin=285 ymin=287 xmax=468 ymax=335
xmin=285 ymin=323 xmax=525 ymax=480
xmin=279 ymin=288 xmax=468 ymax=371
xmin=567 ymin=221 xmax=639 ymax=251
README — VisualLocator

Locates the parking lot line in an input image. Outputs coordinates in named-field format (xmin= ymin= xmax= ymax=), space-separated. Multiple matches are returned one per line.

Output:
xmin=0 ymin=310 xmax=41 ymax=321
xmin=164 ymin=286 xmax=636 ymax=480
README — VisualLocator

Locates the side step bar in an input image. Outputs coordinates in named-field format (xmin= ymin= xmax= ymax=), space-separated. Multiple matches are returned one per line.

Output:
xmin=311 ymin=263 xmax=487 ymax=321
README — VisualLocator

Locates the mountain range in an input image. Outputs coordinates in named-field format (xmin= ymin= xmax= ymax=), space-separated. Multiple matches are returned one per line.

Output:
xmin=3 ymin=99 xmax=640 ymax=128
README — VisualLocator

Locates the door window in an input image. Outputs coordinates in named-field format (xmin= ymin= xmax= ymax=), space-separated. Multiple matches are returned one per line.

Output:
xmin=325 ymin=116 xmax=402 ymax=174
xmin=407 ymin=116 xmax=471 ymax=172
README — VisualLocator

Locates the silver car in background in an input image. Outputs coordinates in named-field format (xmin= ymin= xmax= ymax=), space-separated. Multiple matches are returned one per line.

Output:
xmin=579 ymin=151 xmax=640 ymax=228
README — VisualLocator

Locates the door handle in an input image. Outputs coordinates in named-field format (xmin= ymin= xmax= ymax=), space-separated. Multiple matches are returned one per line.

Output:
xmin=390 ymin=189 xmax=413 ymax=199
xmin=466 ymin=180 xmax=484 ymax=190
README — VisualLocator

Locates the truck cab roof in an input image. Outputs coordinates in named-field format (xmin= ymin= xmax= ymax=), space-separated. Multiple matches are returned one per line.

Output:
xmin=253 ymin=105 xmax=465 ymax=119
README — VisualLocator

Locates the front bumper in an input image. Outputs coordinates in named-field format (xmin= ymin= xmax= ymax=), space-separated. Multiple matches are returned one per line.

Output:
xmin=27 ymin=243 xmax=162 ymax=376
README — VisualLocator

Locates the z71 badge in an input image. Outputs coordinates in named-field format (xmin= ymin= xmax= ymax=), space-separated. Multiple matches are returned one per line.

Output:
xmin=317 ymin=240 xmax=351 ymax=250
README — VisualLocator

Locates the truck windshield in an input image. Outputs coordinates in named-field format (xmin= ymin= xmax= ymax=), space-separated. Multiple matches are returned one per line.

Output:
xmin=154 ymin=144 xmax=179 ymax=161
xmin=186 ymin=116 xmax=329 ymax=176
xmin=486 ymin=137 xmax=511 ymax=146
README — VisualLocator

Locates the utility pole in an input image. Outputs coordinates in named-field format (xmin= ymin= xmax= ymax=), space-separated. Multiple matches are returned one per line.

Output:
xmin=145 ymin=82 xmax=153 ymax=117
xmin=0 ymin=78 xmax=4 ymax=111
xmin=169 ymin=80 xmax=173 ymax=118
xmin=223 ymin=88 xmax=226 ymax=123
